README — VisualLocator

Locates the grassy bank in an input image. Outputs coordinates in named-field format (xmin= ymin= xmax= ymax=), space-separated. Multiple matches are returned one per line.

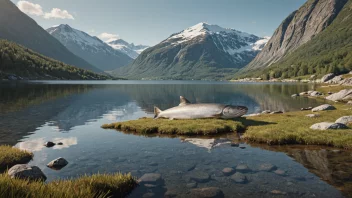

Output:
xmin=102 ymin=118 xmax=245 ymax=136
xmin=0 ymin=173 xmax=137 ymax=198
xmin=0 ymin=146 xmax=33 ymax=172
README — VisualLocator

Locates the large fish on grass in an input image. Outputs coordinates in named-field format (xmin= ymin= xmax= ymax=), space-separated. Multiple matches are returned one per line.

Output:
xmin=154 ymin=96 xmax=248 ymax=120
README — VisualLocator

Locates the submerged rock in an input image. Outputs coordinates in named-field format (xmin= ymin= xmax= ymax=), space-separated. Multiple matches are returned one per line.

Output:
xmin=186 ymin=182 xmax=197 ymax=188
xmin=335 ymin=116 xmax=352 ymax=125
xmin=165 ymin=189 xmax=178 ymax=198
xmin=258 ymin=163 xmax=277 ymax=172
xmin=47 ymin=157 xmax=68 ymax=170
xmin=142 ymin=193 xmax=155 ymax=198
xmin=312 ymin=104 xmax=336 ymax=112
xmin=44 ymin=141 xmax=55 ymax=147
xmin=321 ymin=73 xmax=335 ymax=82
xmin=8 ymin=164 xmax=46 ymax=181
xmin=190 ymin=187 xmax=224 ymax=198
xmin=222 ymin=167 xmax=235 ymax=176
xmin=306 ymin=114 xmax=320 ymax=118
xmin=236 ymin=164 xmax=251 ymax=173
xmin=310 ymin=122 xmax=348 ymax=130
xmin=274 ymin=169 xmax=287 ymax=176
xmin=231 ymin=172 xmax=247 ymax=184
xmin=189 ymin=171 xmax=210 ymax=183
xmin=138 ymin=173 xmax=163 ymax=185
xmin=271 ymin=190 xmax=287 ymax=195
xmin=326 ymin=89 xmax=352 ymax=101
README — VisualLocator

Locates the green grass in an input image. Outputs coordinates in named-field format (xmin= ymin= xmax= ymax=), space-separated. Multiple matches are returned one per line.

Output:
xmin=102 ymin=118 xmax=245 ymax=136
xmin=316 ymin=84 xmax=351 ymax=94
xmin=242 ymin=103 xmax=352 ymax=149
xmin=0 ymin=146 xmax=33 ymax=172
xmin=0 ymin=173 xmax=137 ymax=198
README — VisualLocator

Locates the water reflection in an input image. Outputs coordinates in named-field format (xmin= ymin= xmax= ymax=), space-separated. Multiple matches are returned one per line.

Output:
xmin=182 ymin=138 xmax=233 ymax=151
xmin=16 ymin=137 xmax=77 ymax=152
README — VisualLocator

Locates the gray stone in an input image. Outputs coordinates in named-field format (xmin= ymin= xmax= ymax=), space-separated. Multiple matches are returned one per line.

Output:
xmin=271 ymin=190 xmax=287 ymax=195
xmin=305 ymin=114 xmax=320 ymax=118
xmin=231 ymin=172 xmax=247 ymax=184
xmin=190 ymin=187 xmax=224 ymax=198
xmin=274 ymin=169 xmax=287 ymax=176
xmin=299 ymin=92 xmax=308 ymax=96
xmin=335 ymin=116 xmax=352 ymax=125
xmin=236 ymin=164 xmax=251 ymax=173
xmin=312 ymin=104 xmax=336 ymax=112
xmin=47 ymin=157 xmax=68 ymax=170
xmin=291 ymin=94 xmax=299 ymax=97
xmin=57 ymin=142 xmax=63 ymax=145
xmin=261 ymin=110 xmax=271 ymax=114
xmin=190 ymin=171 xmax=210 ymax=183
xmin=326 ymin=76 xmax=343 ymax=84
xmin=310 ymin=91 xmax=321 ymax=96
xmin=44 ymin=141 xmax=55 ymax=147
xmin=340 ymin=78 xmax=352 ymax=86
xmin=310 ymin=122 xmax=348 ymax=130
xmin=258 ymin=163 xmax=277 ymax=172
xmin=8 ymin=164 xmax=46 ymax=181
xmin=138 ymin=173 xmax=163 ymax=185
xmin=321 ymin=73 xmax=335 ymax=82
xmin=165 ymin=189 xmax=178 ymax=198
xmin=301 ymin=107 xmax=313 ymax=111
xmin=222 ymin=168 xmax=235 ymax=176
xmin=187 ymin=182 xmax=197 ymax=188
xmin=347 ymin=101 xmax=352 ymax=105
xmin=326 ymin=89 xmax=352 ymax=101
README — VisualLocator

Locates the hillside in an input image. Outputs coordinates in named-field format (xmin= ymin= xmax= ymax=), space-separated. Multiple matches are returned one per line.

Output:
xmin=114 ymin=23 xmax=268 ymax=80
xmin=47 ymin=25 xmax=133 ymax=71
xmin=0 ymin=0 xmax=102 ymax=73
xmin=238 ymin=0 xmax=349 ymax=78
xmin=0 ymin=40 xmax=108 ymax=80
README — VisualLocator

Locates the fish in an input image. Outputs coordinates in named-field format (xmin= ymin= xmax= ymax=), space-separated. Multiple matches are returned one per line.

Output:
xmin=154 ymin=96 xmax=248 ymax=120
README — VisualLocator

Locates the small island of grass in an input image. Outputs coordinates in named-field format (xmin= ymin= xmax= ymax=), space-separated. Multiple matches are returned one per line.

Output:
xmin=0 ymin=145 xmax=33 ymax=172
xmin=102 ymin=118 xmax=245 ymax=136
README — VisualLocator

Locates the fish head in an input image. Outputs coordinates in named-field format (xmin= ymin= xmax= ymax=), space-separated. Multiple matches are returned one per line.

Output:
xmin=221 ymin=105 xmax=248 ymax=119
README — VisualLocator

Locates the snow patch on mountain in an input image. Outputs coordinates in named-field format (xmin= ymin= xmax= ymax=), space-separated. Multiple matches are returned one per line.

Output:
xmin=108 ymin=39 xmax=149 ymax=59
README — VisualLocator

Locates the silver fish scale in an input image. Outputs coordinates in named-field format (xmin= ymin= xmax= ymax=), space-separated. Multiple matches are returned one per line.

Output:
xmin=158 ymin=104 xmax=226 ymax=119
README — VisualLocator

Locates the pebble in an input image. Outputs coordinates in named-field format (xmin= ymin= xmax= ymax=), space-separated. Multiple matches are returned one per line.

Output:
xmin=44 ymin=141 xmax=55 ymax=147
xmin=189 ymin=171 xmax=211 ymax=183
xmin=258 ymin=163 xmax=277 ymax=172
xmin=222 ymin=167 xmax=235 ymax=176
xmin=236 ymin=164 xmax=251 ymax=173
xmin=274 ymin=169 xmax=286 ymax=176
xmin=231 ymin=172 xmax=247 ymax=184
xmin=186 ymin=182 xmax=197 ymax=188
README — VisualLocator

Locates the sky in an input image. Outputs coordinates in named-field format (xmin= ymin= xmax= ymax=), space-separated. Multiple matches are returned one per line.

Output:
xmin=12 ymin=0 xmax=306 ymax=46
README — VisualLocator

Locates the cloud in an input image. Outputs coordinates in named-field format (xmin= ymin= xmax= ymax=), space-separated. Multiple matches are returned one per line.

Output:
xmin=44 ymin=8 xmax=74 ymax=20
xmin=17 ymin=1 xmax=44 ymax=16
xmin=16 ymin=1 xmax=74 ymax=20
xmin=98 ymin=33 xmax=119 ymax=42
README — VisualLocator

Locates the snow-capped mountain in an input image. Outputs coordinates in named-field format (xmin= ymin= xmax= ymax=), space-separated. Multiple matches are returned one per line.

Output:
xmin=114 ymin=22 xmax=269 ymax=80
xmin=46 ymin=24 xmax=133 ymax=71
xmin=108 ymin=39 xmax=149 ymax=59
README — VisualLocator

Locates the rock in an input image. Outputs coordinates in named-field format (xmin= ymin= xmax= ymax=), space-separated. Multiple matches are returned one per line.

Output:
xmin=57 ymin=142 xmax=63 ymax=145
xmin=306 ymin=114 xmax=320 ymax=118
xmin=291 ymin=94 xmax=299 ymax=97
xmin=47 ymin=157 xmax=68 ymax=170
xmin=326 ymin=76 xmax=343 ymax=84
xmin=258 ymin=163 xmax=277 ymax=172
xmin=231 ymin=172 xmax=247 ymax=184
xmin=299 ymin=92 xmax=308 ymax=96
xmin=335 ymin=116 xmax=352 ymax=125
xmin=307 ymin=90 xmax=314 ymax=94
xmin=271 ymin=190 xmax=287 ymax=195
xmin=321 ymin=73 xmax=335 ymax=82
xmin=187 ymin=182 xmax=197 ymax=188
xmin=190 ymin=171 xmax=210 ymax=183
xmin=165 ymin=189 xmax=178 ymax=198
xmin=144 ymin=184 xmax=157 ymax=188
xmin=138 ymin=173 xmax=163 ymax=185
xmin=274 ymin=169 xmax=287 ymax=176
xmin=44 ymin=141 xmax=55 ymax=147
xmin=311 ymin=104 xmax=336 ymax=112
xmin=261 ymin=110 xmax=271 ymax=114
xmin=340 ymin=77 xmax=352 ymax=86
xmin=8 ymin=164 xmax=46 ymax=181
xmin=148 ymin=162 xmax=158 ymax=166
xmin=301 ymin=107 xmax=313 ymax=111
xmin=347 ymin=101 xmax=352 ymax=105
xmin=222 ymin=168 xmax=235 ymax=176
xmin=270 ymin=111 xmax=283 ymax=114
xmin=310 ymin=75 xmax=316 ymax=79
xmin=230 ymin=143 xmax=239 ymax=147
xmin=143 ymin=193 xmax=155 ymax=198
xmin=236 ymin=164 xmax=251 ymax=173
xmin=239 ymin=146 xmax=246 ymax=149
xmin=326 ymin=89 xmax=352 ymax=101
xmin=190 ymin=187 xmax=224 ymax=198
xmin=310 ymin=122 xmax=348 ymax=130
xmin=245 ymin=113 xmax=261 ymax=117
xmin=310 ymin=91 xmax=321 ymax=96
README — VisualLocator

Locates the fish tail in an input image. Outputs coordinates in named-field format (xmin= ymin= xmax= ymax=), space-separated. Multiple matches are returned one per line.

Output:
xmin=154 ymin=106 xmax=162 ymax=119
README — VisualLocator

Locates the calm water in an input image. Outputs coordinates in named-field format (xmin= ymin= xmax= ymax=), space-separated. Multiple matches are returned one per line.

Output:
xmin=0 ymin=81 xmax=351 ymax=198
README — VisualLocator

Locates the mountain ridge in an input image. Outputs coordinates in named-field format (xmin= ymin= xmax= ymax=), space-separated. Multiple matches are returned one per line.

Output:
xmin=108 ymin=39 xmax=149 ymax=59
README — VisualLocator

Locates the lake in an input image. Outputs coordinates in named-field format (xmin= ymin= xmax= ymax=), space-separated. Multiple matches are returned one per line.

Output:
xmin=0 ymin=80 xmax=351 ymax=197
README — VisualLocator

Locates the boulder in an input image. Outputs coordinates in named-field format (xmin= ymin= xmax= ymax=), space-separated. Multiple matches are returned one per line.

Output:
xmin=47 ymin=157 xmax=68 ymax=170
xmin=222 ymin=168 xmax=235 ymax=176
xmin=310 ymin=122 xmax=348 ymax=130
xmin=310 ymin=75 xmax=316 ymax=79
xmin=340 ymin=78 xmax=352 ymax=86
xmin=138 ymin=173 xmax=163 ymax=185
xmin=311 ymin=104 xmax=336 ymax=112
xmin=235 ymin=164 xmax=251 ymax=173
xmin=306 ymin=114 xmax=320 ymax=118
xmin=299 ymin=92 xmax=308 ymax=96
xmin=310 ymin=91 xmax=321 ymax=96
xmin=44 ymin=141 xmax=55 ymax=147
xmin=307 ymin=90 xmax=314 ymax=94
xmin=326 ymin=89 xmax=352 ymax=101
xmin=230 ymin=172 xmax=247 ymax=184
xmin=190 ymin=187 xmax=225 ymax=198
xmin=335 ymin=116 xmax=352 ymax=125
xmin=261 ymin=110 xmax=271 ymax=114
xmin=321 ymin=73 xmax=335 ymax=82
xmin=258 ymin=163 xmax=277 ymax=172
xmin=348 ymin=101 xmax=352 ymax=105
xmin=291 ymin=94 xmax=299 ymax=97
xmin=8 ymin=164 xmax=46 ymax=181
xmin=57 ymin=142 xmax=63 ymax=145
xmin=326 ymin=76 xmax=343 ymax=84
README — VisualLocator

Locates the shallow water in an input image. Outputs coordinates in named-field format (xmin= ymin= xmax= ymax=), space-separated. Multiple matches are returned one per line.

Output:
xmin=0 ymin=81 xmax=351 ymax=197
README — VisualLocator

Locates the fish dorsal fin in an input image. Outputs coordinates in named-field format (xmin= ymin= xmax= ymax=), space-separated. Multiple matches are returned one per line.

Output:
xmin=179 ymin=96 xmax=191 ymax=106
xmin=154 ymin=106 xmax=162 ymax=119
